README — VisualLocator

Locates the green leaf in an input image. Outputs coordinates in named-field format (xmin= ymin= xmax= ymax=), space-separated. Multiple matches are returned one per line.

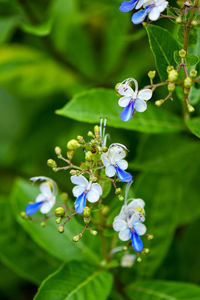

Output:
xmin=146 ymin=25 xmax=180 ymax=81
xmin=190 ymin=86 xmax=200 ymax=105
xmin=34 ymin=261 xmax=113 ymax=300
xmin=126 ymin=280 xmax=200 ymax=300
xmin=174 ymin=51 xmax=199 ymax=66
xmin=11 ymin=178 xmax=100 ymax=263
xmin=186 ymin=117 xmax=200 ymax=138
xmin=57 ymin=89 xmax=184 ymax=133
xmin=20 ymin=20 xmax=52 ymax=36
xmin=0 ymin=197 xmax=59 ymax=284
xmin=177 ymin=26 xmax=198 ymax=47
xmin=0 ymin=16 xmax=18 ymax=44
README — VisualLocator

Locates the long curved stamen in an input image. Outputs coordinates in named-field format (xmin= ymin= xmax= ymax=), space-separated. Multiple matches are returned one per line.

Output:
xmin=122 ymin=78 xmax=138 ymax=96
xmin=124 ymin=181 xmax=133 ymax=206
xmin=30 ymin=176 xmax=58 ymax=195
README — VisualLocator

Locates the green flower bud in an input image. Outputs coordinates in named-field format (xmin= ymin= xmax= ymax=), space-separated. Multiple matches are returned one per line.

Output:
xmin=40 ymin=221 xmax=46 ymax=227
xmin=77 ymin=135 xmax=84 ymax=143
xmin=177 ymin=0 xmax=184 ymax=8
xmin=179 ymin=49 xmax=186 ymax=58
xmin=101 ymin=146 xmax=108 ymax=152
xmin=148 ymin=70 xmax=156 ymax=79
xmin=70 ymin=169 xmax=77 ymax=176
xmin=60 ymin=192 xmax=68 ymax=201
xmin=90 ymin=175 xmax=97 ymax=182
xmin=155 ymin=99 xmax=165 ymax=106
xmin=67 ymin=150 xmax=74 ymax=160
xmin=147 ymin=234 xmax=154 ymax=240
xmin=85 ymin=151 xmax=93 ymax=161
xmin=56 ymin=217 xmax=62 ymax=224
xmin=190 ymin=70 xmax=197 ymax=78
xmin=168 ymin=70 xmax=178 ymax=82
xmin=84 ymin=217 xmax=91 ymax=224
xmin=94 ymin=125 xmax=100 ymax=137
xmin=101 ymin=206 xmax=110 ymax=216
xmin=47 ymin=159 xmax=57 ymax=168
xmin=20 ymin=211 xmax=28 ymax=219
xmin=168 ymin=83 xmax=175 ymax=92
xmin=58 ymin=225 xmax=64 ymax=233
xmin=184 ymin=88 xmax=190 ymax=95
xmin=122 ymin=246 xmax=128 ymax=251
xmin=115 ymin=187 xmax=122 ymax=195
xmin=55 ymin=146 xmax=61 ymax=156
xmin=143 ymin=248 xmax=150 ymax=254
xmin=175 ymin=16 xmax=182 ymax=23
xmin=90 ymin=229 xmax=98 ymax=236
xmin=137 ymin=257 xmax=142 ymax=263
xmin=187 ymin=103 xmax=195 ymax=112
xmin=67 ymin=139 xmax=80 ymax=150
xmin=72 ymin=233 xmax=82 ymax=242
xmin=87 ymin=131 xmax=94 ymax=137
xmin=118 ymin=195 xmax=124 ymax=201
xmin=167 ymin=65 xmax=174 ymax=73
xmin=55 ymin=207 xmax=65 ymax=217
xmin=191 ymin=20 xmax=198 ymax=26
xmin=184 ymin=77 xmax=193 ymax=88
xmin=83 ymin=206 xmax=91 ymax=217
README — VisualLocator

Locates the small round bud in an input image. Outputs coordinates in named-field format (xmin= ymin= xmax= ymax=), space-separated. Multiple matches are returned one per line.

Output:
xmin=175 ymin=16 xmax=182 ymax=23
xmin=143 ymin=248 xmax=150 ymax=254
xmin=47 ymin=159 xmax=56 ymax=168
xmin=60 ymin=192 xmax=68 ymax=201
xmin=101 ymin=206 xmax=110 ymax=216
xmin=84 ymin=217 xmax=91 ymax=224
xmin=56 ymin=217 xmax=62 ymax=224
xmin=137 ymin=257 xmax=142 ymax=263
xmin=55 ymin=146 xmax=61 ymax=156
xmin=187 ymin=103 xmax=195 ymax=113
xmin=177 ymin=0 xmax=184 ymax=8
xmin=58 ymin=226 xmax=64 ymax=233
xmin=179 ymin=49 xmax=186 ymax=58
xmin=168 ymin=83 xmax=175 ymax=92
xmin=191 ymin=20 xmax=198 ymax=26
xmin=190 ymin=70 xmax=197 ymax=78
xmin=101 ymin=146 xmax=108 ymax=152
xmin=118 ymin=195 xmax=124 ymax=201
xmin=87 ymin=131 xmax=94 ymax=137
xmin=155 ymin=99 xmax=165 ymax=106
xmin=122 ymin=246 xmax=128 ymax=251
xmin=40 ymin=221 xmax=46 ymax=227
xmin=167 ymin=65 xmax=174 ymax=73
xmin=168 ymin=70 xmax=178 ymax=82
xmin=184 ymin=77 xmax=193 ymax=88
xmin=85 ymin=151 xmax=93 ymax=161
xmin=20 ymin=211 xmax=27 ymax=219
xmin=77 ymin=135 xmax=84 ymax=143
xmin=72 ymin=233 xmax=82 ymax=242
xmin=67 ymin=139 xmax=80 ymax=150
xmin=90 ymin=229 xmax=98 ymax=236
xmin=184 ymin=88 xmax=190 ymax=95
xmin=147 ymin=234 xmax=154 ymax=240
xmin=83 ymin=206 xmax=91 ymax=217
xmin=94 ymin=125 xmax=100 ymax=137
xmin=115 ymin=187 xmax=122 ymax=195
xmin=148 ymin=70 xmax=156 ymax=79
xmin=70 ymin=169 xmax=77 ymax=176
xmin=55 ymin=207 xmax=65 ymax=217
xmin=67 ymin=150 xmax=74 ymax=160
xmin=90 ymin=175 xmax=97 ymax=182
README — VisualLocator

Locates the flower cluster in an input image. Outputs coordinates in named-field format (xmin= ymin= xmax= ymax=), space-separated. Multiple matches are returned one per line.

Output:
xmin=119 ymin=0 xmax=168 ymax=24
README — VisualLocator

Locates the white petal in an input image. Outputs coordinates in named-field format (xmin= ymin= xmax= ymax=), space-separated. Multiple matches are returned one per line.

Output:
xmin=149 ymin=7 xmax=160 ymax=21
xmin=72 ymin=186 xmax=85 ymax=197
xmin=113 ymin=218 xmax=127 ymax=231
xmin=158 ymin=1 xmax=168 ymax=12
xmin=118 ymin=96 xmax=132 ymax=108
xmin=134 ymin=98 xmax=147 ymax=112
xmin=36 ymin=194 xmax=46 ymax=203
xmin=121 ymin=254 xmax=136 ymax=267
xmin=137 ymin=89 xmax=152 ymax=100
xmin=105 ymin=165 xmax=116 ymax=177
xmin=128 ymin=199 xmax=145 ymax=210
xmin=135 ymin=0 xmax=146 ymax=9
xmin=119 ymin=227 xmax=131 ymax=241
xmin=110 ymin=146 xmax=126 ymax=162
xmin=40 ymin=182 xmax=51 ymax=196
xmin=116 ymin=83 xmax=134 ymax=97
xmin=91 ymin=183 xmax=102 ymax=196
xmin=134 ymin=223 xmax=147 ymax=236
xmin=116 ymin=159 xmax=128 ymax=170
xmin=71 ymin=175 xmax=88 ymax=187
xmin=101 ymin=153 xmax=110 ymax=166
xmin=40 ymin=196 xmax=55 ymax=214
xmin=87 ymin=189 xmax=100 ymax=203
xmin=130 ymin=213 xmax=145 ymax=224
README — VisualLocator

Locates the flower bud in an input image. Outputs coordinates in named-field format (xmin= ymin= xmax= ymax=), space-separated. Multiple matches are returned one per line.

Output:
xmin=67 ymin=139 xmax=80 ymax=150
xmin=101 ymin=146 xmax=108 ymax=152
xmin=85 ymin=151 xmax=93 ymax=161
xmin=83 ymin=206 xmax=91 ymax=217
xmin=122 ymin=246 xmax=128 ymax=251
xmin=118 ymin=195 xmax=124 ymax=201
xmin=101 ymin=206 xmax=110 ymax=216
xmin=143 ymin=248 xmax=150 ymax=254
xmin=190 ymin=70 xmax=197 ymax=78
xmin=77 ymin=135 xmax=84 ymax=143
xmin=90 ymin=229 xmax=98 ymax=236
xmin=184 ymin=77 xmax=193 ymax=88
xmin=177 ymin=0 xmax=184 ymax=7
xmin=84 ymin=217 xmax=91 ymax=224
xmin=115 ymin=187 xmax=122 ymax=195
xmin=94 ymin=125 xmax=100 ymax=137
xmin=168 ymin=83 xmax=175 ymax=92
xmin=58 ymin=225 xmax=64 ymax=233
xmin=55 ymin=146 xmax=61 ymax=156
xmin=168 ymin=70 xmax=178 ymax=82
xmin=40 ymin=221 xmax=46 ymax=227
xmin=187 ymin=103 xmax=195 ymax=112
xmin=184 ymin=88 xmax=190 ymax=95
xmin=175 ymin=16 xmax=182 ymax=23
xmin=70 ymin=169 xmax=77 ymax=176
xmin=47 ymin=159 xmax=57 ymax=168
xmin=87 ymin=131 xmax=94 ymax=137
xmin=67 ymin=150 xmax=74 ymax=160
xmin=179 ymin=49 xmax=186 ymax=58
xmin=191 ymin=20 xmax=198 ymax=26
xmin=56 ymin=217 xmax=62 ymax=224
xmin=90 ymin=175 xmax=97 ymax=182
xmin=60 ymin=192 xmax=68 ymax=201
xmin=155 ymin=99 xmax=165 ymax=106
xmin=147 ymin=234 xmax=154 ymax=240
xmin=137 ymin=257 xmax=142 ymax=263
xmin=20 ymin=211 xmax=28 ymax=219
xmin=167 ymin=66 xmax=174 ymax=73
xmin=72 ymin=233 xmax=82 ymax=242
xmin=148 ymin=70 xmax=156 ymax=79
xmin=55 ymin=207 xmax=65 ymax=217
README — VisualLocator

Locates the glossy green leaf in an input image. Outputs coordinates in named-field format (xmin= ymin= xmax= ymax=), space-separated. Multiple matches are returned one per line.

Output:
xmin=174 ymin=51 xmax=199 ymax=66
xmin=11 ymin=179 xmax=100 ymax=263
xmin=146 ymin=25 xmax=180 ymax=81
xmin=186 ymin=117 xmax=200 ymax=138
xmin=34 ymin=261 xmax=113 ymax=300
xmin=126 ymin=280 xmax=200 ymax=300
xmin=0 ymin=197 xmax=59 ymax=284
xmin=57 ymin=89 xmax=184 ymax=133
xmin=177 ymin=26 xmax=198 ymax=46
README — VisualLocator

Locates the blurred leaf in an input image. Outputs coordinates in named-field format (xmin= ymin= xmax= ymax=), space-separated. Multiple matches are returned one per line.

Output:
xmin=11 ymin=178 xmax=100 ymax=263
xmin=146 ymin=25 xmax=179 ymax=81
xmin=0 ymin=197 xmax=59 ymax=284
xmin=174 ymin=51 xmax=199 ymax=66
xmin=190 ymin=86 xmax=200 ymax=105
xmin=126 ymin=280 xmax=200 ymax=299
xmin=57 ymin=89 xmax=184 ymax=133
xmin=185 ymin=117 xmax=200 ymax=138
xmin=20 ymin=19 xmax=52 ymax=36
xmin=34 ymin=261 xmax=113 ymax=300
xmin=130 ymin=133 xmax=200 ymax=173
xmin=0 ymin=16 xmax=18 ymax=44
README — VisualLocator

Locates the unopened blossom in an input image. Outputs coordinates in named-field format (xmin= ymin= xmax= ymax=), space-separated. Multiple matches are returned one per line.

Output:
xmin=101 ymin=144 xmax=132 ymax=182
xmin=121 ymin=253 xmax=136 ymax=267
xmin=25 ymin=176 xmax=57 ymax=215
xmin=71 ymin=175 xmax=102 ymax=214
xmin=113 ymin=198 xmax=146 ymax=252
xmin=116 ymin=78 xmax=152 ymax=122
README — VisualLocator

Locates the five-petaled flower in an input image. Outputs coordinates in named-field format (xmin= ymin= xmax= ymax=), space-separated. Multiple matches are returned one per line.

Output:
xmin=25 ymin=176 xmax=57 ymax=215
xmin=101 ymin=144 xmax=132 ymax=182
xmin=116 ymin=78 xmax=152 ymax=122
xmin=71 ymin=175 xmax=102 ymax=214
xmin=113 ymin=198 xmax=146 ymax=252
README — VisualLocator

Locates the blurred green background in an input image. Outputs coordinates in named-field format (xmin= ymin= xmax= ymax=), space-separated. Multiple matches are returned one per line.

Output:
xmin=0 ymin=0 xmax=200 ymax=299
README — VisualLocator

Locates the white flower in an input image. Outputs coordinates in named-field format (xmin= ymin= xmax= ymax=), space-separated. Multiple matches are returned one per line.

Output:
xmin=101 ymin=144 xmax=132 ymax=182
xmin=116 ymin=78 xmax=152 ymax=122
xmin=71 ymin=175 xmax=102 ymax=214
xmin=121 ymin=253 xmax=136 ymax=267
xmin=25 ymin=176 xmax=57 ymax=215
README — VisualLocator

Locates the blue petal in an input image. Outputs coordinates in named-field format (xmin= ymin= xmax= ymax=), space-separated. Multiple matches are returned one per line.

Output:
xmin=120 ymin=100 xmax=134 ymax=122
xmin=119 ymin=0 xmax=138 ymax=12
xmin=130 ymin=230 xmax=143 ymax=252
xmin=114 ymin=165 xmax=132 ymax=182
xmin=25 ymin=201 xmax=43 ymax=215
xmin=74 ymin=192 xmax=87 ymax=214
xmin=131 ymin=6 xmax=152 ymax=24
